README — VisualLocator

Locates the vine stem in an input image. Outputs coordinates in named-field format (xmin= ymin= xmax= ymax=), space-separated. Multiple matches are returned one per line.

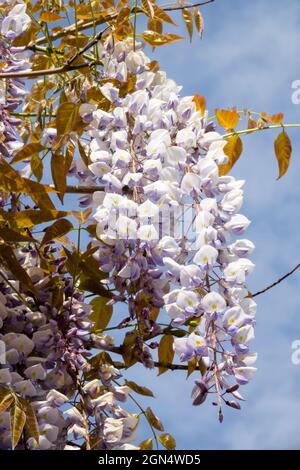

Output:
xmin=222 ymin=123 xmax=300 ymax=139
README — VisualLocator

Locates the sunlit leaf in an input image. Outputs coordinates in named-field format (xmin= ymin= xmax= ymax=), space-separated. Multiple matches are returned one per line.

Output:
xmin=193 ymin=94 xmax=206 ymax=116
xmin=11 ymin=210 xmax=70 ymax=229
xmin=158 ymin=334 xmax=174 ymax=375
xmin=182 ymin=8 xmax=193 ymax=42
xmin=139 ymin=438 xmax=153 ymax=450
xmin=41 ymin=218 xmax=73 ymax=246
xmin=12 ymin=143 xmax=45 ymax=164
xmin=19 ymin=398 xmax=39 ymax=445
xmin=153 ymin=5 xmax=176 ymax=25
xmin=193 ymin=7 xmax=204 ymax=37
xmin=0 ymin=391 xmax=14 ymax=414
xmin=31 ymin=154 xmax=43 ymax=181
xmin=274 ymin=130 xmax=292 ymax=179
xmin=158 ymin=433 xmax=176 ymax=450
xmin=218 ymin=135 xmax=243 ymax=175
xmin=141 ymin=31 xmax=184 ymax=47
xmin=125 ymin=380 xmax=154 ymax=397
xmin=10 ymin=402 xmax=26 ymax=449
xmin=215 ymin=108 xmax=240 ymax=129
xmin=145 ymin=407 xmax=164 ymax=432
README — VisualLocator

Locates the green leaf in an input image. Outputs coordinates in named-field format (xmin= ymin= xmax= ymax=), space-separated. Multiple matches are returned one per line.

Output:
xmin=89 ymin=297 xmax=113 ymax=332
xmin=274 ymin=130 xmax=292 ymax=179
xmin=41 ymin=218 xmax=73 ymax=246
xmin=125 ymin=380 xmax=154 ymax=397
xmin=12 ymin=143 xmax=45 ymax=163
xmin=145 ymin=407 xmax=164 ymax=432
xmin=158 ymin=335 xmax=174 ymax=375
xmin=10 ymin=402 xmax=26 ymax=449
xmin=158 ymin=433 xmax=176 ymax=450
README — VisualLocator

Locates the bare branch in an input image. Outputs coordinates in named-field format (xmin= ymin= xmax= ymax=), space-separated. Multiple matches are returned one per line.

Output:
xmin=252 ymin=263 xmax=300 ymax=298
xmin=59 ymin=185 xmax=104 ymax=194
xmin=163 ymin=0 xmax=215 ymax=12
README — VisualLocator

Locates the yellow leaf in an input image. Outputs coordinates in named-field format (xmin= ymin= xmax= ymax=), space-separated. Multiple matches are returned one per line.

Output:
xmin=10 ymin=403 xmax=26 ymax=449
xmin=141 ymin=31 xmax=184 ymax=47
xmin=141 ymin=0 xmax=154 ymax=18
xmin=158 ymin=335 xmax=174 ymax=375
xmin=215 ymin=108 xmax=240 ymax=130
xmin=11 ymin=209 xmax=70 ymax=229
xmin=122 ymin=331 xmax=138 ymax=368
xmin=193 ymin=7 xmax=204 ymax=37
xmin=145 ymin=407 xmax=164 ymax=431
xmin=12 ymin=143 xmax=45 ymax=163
xmin=158 ymin=433 xmax=176 ymax=450
xmin=55 ymin=102 xmax=80 ymax=146
xmin=193 ymin=94 xmax=206 ymax=117
xmin=139 ymin=438 xmax=153 ymax=450
xmin=0 ymin=227 xmax=35 ymax=243
xmin=0 ymin=391 xmax=14 ymax=414
xmin=19 ymin=398 xmax=39 ymax=445
xmin=187 ymin=356 xmax=197 ymax=378
xmin=153 ymin=5 xmax=176 ymax=26
xmin=274 ymin=130 xmax=292 ymax=179
xmin=31 ymin=154 xmax=43 ymax=181
xmin=218 ymin=135 xmax=243 ymax=176
xmin=182 ymin=8 xmax=193 ymax=42
xmin=90 ymin=297 xmax=113 ymax=332
xmin=270 ymin=112 xmax=284 ymax=124
xmin=41 ymin=218 xmax=73 ymax=246
xmin=147 ymin=17 xmax=163 ymax=34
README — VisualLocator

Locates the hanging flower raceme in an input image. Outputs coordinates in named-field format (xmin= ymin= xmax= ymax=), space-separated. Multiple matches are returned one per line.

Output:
xmin=74 ymin=37 xmax=257 ymax=418
xmin=0 ymin=244 xmax=139 ymax=450
xmin=0 ymin=1 xmax=31 ymax=158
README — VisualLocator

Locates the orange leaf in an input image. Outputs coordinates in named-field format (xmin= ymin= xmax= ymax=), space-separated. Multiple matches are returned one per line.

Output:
xmin=193 ymin=94 xmax=206 ymax=117
xmin=215 ymin=108 xmax=240 ymax=130
xmin=218 ymin=135 xmax=243 ymax=175
xmin=274 ymin=130 xmax=292 ymax=179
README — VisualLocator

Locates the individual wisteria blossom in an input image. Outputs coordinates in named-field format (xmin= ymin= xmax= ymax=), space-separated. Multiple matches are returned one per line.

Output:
xmin=71 ymin=36 xmax=257 ymax=418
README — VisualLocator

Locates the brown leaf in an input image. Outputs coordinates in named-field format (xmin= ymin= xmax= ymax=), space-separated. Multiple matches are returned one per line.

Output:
xmin=0 ymin=227 xmax=35 ymax=243
xmin=51 ymin=152 xmax=66 ymax=203
xmin=274 ymin=130 xmax=292 ymax=179
xmin=218 ymin=135 xmax=243 ymax=176
xmin=11 ymin=209 xmax=70 ymax=229
xmin=89 ymin=297 xmax=113 ymax=332
xmin=158 ymin=335 xmax=174 ymax=375
xmin=40 ymin=12 xmax=64 ymax=22
xmin=0 ymin=245 xmax=36 ymax=294
xmin=0 ymin=391 xmax=14 ymax=414
xmin=125 ymin=380 xmax=154 ymax=397
xmin=19 ymin=398 xmax=39 ymax=445
xmin=31 ymin=154 xmax=43 ymax=181
xmin=145 ymin=407 xmax=164 ymax=432
xmin=41 ymin=218 xmax=73 ymax=246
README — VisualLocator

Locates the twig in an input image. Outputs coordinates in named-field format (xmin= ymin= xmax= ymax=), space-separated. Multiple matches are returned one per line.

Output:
xmin=252 ymin=263 xmax=300 ymax=298
xmin=55 ymin=185 xmax=104 ymax=194
xmin=28 ymin=1 xmax=215 ymax=47
xmin=0 ymin=61 xmax=94 ymax=79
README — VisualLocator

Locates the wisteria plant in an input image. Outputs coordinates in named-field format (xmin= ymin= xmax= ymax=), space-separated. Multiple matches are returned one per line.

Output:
xmin=0 ymin=0 xmax=298 ymax=451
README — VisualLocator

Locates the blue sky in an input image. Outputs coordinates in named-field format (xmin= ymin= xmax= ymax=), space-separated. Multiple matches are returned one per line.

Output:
xmin=120 ymin=0 xmax=300 ymax=449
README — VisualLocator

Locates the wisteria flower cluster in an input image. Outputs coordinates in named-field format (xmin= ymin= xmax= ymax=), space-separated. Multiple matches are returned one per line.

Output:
xmin=0 ymin=245 xmax=139 ymax=450
xmin=74 ymin=37 xmax=257 ymax=417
